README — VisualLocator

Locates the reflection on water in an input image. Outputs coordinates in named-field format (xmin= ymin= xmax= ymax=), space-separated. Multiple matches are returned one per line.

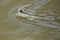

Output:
xmin=0 ymin=0 xmax=60 ymax=40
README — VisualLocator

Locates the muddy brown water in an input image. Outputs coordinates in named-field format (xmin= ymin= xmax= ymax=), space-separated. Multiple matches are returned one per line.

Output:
xmin=0 ymin=0 xmax=60 ymax=40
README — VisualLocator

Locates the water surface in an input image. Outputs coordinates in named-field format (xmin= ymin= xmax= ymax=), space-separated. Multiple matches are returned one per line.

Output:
xmin=0 ymin=0 xmax=60 ymax=40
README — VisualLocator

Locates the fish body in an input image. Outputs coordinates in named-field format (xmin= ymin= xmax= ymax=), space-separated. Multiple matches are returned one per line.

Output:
xmin=15 ymin=12 xmax=53 ymax=20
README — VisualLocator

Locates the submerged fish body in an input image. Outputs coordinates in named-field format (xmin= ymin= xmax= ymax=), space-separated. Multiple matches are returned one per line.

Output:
xmin=15 ymin=11 xmax=60 ymax=29
xmin=15 ymin=11 xmax=55 ymax=21
xmin=15 ymin=4 xmax=55 ymax=21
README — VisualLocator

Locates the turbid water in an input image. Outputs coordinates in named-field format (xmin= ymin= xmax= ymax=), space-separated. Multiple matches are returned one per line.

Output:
xmin=0 ymin=0 xmax=60 ymax=40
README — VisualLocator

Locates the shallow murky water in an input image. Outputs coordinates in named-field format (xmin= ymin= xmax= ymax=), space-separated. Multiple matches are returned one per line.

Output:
xmin=0 ymin=0 xmax=60 ymax=40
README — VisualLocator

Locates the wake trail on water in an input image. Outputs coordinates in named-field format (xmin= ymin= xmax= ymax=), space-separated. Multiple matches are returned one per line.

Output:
xmin=8 ymin=0 xmax=60 ymax=31
xmin=25 ymin=0 xmax=51 ymax=13
xmin=8 ymin=0 xmax=50 ymax=25
xmin=5 ymin=0 xmax=59 ymax=34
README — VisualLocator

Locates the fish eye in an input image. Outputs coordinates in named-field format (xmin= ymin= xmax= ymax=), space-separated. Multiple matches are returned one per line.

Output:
xmin=20 ymin=10 xmax=24 ymax=13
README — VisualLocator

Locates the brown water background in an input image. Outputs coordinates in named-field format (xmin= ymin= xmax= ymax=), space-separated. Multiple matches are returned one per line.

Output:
xmin=0 ymin=0 xmax=60 ymax=40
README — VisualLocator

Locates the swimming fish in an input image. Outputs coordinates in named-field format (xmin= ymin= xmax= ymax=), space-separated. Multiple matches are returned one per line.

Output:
xmin=15 ymin=3 xmax=55 ymax=21
xmin=15 ymin=9 xmax=55 ymax=21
